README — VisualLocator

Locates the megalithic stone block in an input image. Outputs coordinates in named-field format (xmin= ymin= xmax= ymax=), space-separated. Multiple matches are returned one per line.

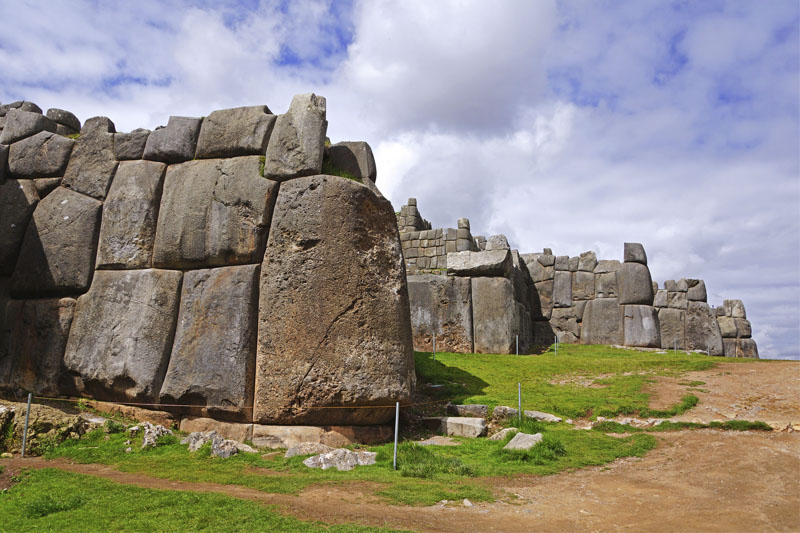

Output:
xmin=658 ymin=308 xmax=685 ymax=349
xmin=8 ymin=131 xmax=75 ymax=178
xmin=114 ymin=129 xmax=150 ymax=160
xmin=10 ymin=187 xmax=102 ymax=298
xmin=685 ymin=301 xmax=724 ymax=355
xmin=0 ymin=109 xmax=56 ymax=144
xmin=254 ymin=175 xmax=414 ymax=425
xmin=326 ymin=141 xmax=377 ymax=182
xmin=471 ymin=277 xmax=519 ymax=354
xmin=552 ymin=271 xmax=572 ymax=308
xmin=143 ymin=116 xmax=203 ymax=164
xmin=264 ymin=94 xmax=327 ymax=181
xmin=46 ymin=108 xmax=81 ymax=131
xmin=5 ymin=298 xmax=76 ymax=395
xmin=623 ymin=242 xmax=647 ymax=264
xmin=407 ymin=274 xmax=473 ymax=353
xmin=580 ymin=298 xmax=623 ymax=345
xmin=63 ymin=269 xmax=183 ymax=402
xmin=617 ymin=262 xmax=654 ymax=305
xmin=623 ymin=305 xmax=661 ymax=348
xmin=159 ymin=265 xmax=259 ymax=422
xmin=61 ymin=117 xmax=118 ymax=200
xmin=195 ymin=106 xmax=276 ymax=159
xmin=687 ymin=279 xmax=707 ymax=302
xmin=0 ymin=179 xmax=40 ymax=275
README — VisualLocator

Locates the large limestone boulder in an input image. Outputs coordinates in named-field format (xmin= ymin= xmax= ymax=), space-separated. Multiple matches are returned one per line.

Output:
xmin=623 ymin=305 xmax=661 ymax=348
xmin=4 ymin=298 xmax=76 ymax=395
xmin=658 ymin=308 xmax=685 ymax=349
xmin=485 ymin=234 xmax=510 ymax=251
xmin=723 ymin=338 xmax=758 ymax=358
xmin=63 ymin=269 xmax=183 ymax=402
xmin=623 ymin=242 xmax=647 ymax=264
xmin=735 ymin=318 xmax=752 ymax=338
xmin=46 ymin=108 xmax=81 ymax=132
xmin=572 ymin=271 xmax=595 ymax=300
xmin=723 ymin=299 xmax=746 ymax=318
xmin=447 ymin=249 xmax=512 ymax=277
xmin=578 ymin=251 xmax=597 ymax=272
xmin=617 ymin=263 xmax=654 ymax=305
xmin=580 ymin=298 xmax=623 ymax=345
xmin=10 ymin=187 xmax=102 ymax=298
xmin=685 ymin=301 xmax=724 ymax=355
xmin=0 ymin=179 xmax=40 ymax=275
xmin=521 ymin=253 xmax=554 ymax=282
xmin=550 ymin=307 xmax=580 ymax=344
xmin=195 ymin=105 xmax=276 ymax=158
xmin=114 ymin=129 xmax=150 ymax=160
xmin=8 ymin=131 xmax=75 ymax=178
xmin=407 ymin=274 xmax=473 ymax=353
xmin=264 ymin=94 xmax=327 ymax=181
xmin=61 ymin=117 xmax=119 ymax=200
xmin=532 ymin=280 xmax=553 ymax=319
xmin=143 ymin=116 xmax=203 ymax=163
xmin=687 ymin=279 xmax=707 ymax=302
xmin=717 ymin=316 xmax=738 ymax=338
xmin=254 ymin=175 xmax=414 ymax=425
xmin=552 ymin=271 xmax=572 ymax=308
xmin=96 ymin=161 xmax=167 ymax=269
xmin=152 ymin=157 xmax=278 ymax=268
xmin=326 ymin=141 xmax=377 ymax=183
xmin=159 ymin=265 xmax=259 ymax=422
xmin=0 ymin=109 xmax=56 ymax=144
xmin=471 ymin=277 xmax=520 ymax=354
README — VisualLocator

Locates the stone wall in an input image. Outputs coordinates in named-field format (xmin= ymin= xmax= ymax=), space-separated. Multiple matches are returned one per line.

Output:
xmin=0 ymin=95 xmax=416 ymax=425
xmin=400 ymin=201 xmax=758 ymax=358
xmin=397 ymin=200 xmax=478 ymax=272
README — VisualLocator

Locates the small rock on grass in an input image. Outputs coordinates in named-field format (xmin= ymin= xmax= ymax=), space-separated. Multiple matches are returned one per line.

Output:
xmin=416 ymin=436 xmax=461 ymax=446
xmin=503 ymin=432 xmax=543 ymax=451
xmin=488 ymin=427 xmax=518 ymax=441
xmin=524 ymin=410 xmax=562 ymax=423
xmin=302 ymin=448 xmax=377 ymax=471
xmin=285 ymin=442 xmax=335 ymax=458
xmin=141 ymin=422 xmax=172 ymax=448
xmin=463 ymin=499 xmax=473 ymax=507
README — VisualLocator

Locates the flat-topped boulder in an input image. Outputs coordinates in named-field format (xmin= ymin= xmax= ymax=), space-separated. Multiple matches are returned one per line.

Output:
xmin=447 ymin=249 xmax=512 ymax=277
xmin=407 ymin=274 xmax=473 ymax=353
xmin=0 ymin=109 xmax=56 ymax=144
xmin=195 ymin=105 xmax=276 ymax=158
xmin=264 ymin=93 xmax=326 ymax=181
xmin=326 ymin=141 xmax=377 ymax=182
xmin=143 ymin=116 xmax=202 ymax=163
xmin=8 ymin=131 xmax=75 ymax=178
xmin=61 ymin=117 xmax=118 ymax=200
xmin=617 ymin=262 xmax=654 ymax=305
xmin=624 ymin=242 xmax=647 ymax=264
xmin=623 ymin=305 xmax=661 ymax=348
xmin=424 ymin=416 xmax=487 ymax=438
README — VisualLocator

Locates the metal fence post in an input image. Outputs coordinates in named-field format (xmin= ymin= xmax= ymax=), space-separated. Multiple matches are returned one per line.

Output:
xmin=518 ymin=382 xmax=522 ymax=422
xmin=432 ymin=332 xmax=436 ymax=362
xmin=393 ymin=401 xmax=399 ymax=471
xmin=21 ymin=392 xmax=32 ymax=458
xmin=516 ymin=335 xmax=519 ymax=356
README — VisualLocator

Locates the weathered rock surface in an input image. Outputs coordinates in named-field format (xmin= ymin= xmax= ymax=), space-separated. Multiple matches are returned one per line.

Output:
xmin=152 ymin=157 xmax=278 ymax=268
xmin=114 ymin=129 xmax=150 ymax=160
xmin=446 ymin=404 xmax=489 ymax=418
xmin=580 ymin=298 xmax=623 ymax=345
xmin=717 ymin=316 xmax=738 ymax=338
xmin=408 ymin=274 xmax=473 ymax=353
xmin=723 ymin=338 xmax=758 ymax=358
xmin=254 ymin=175 xmax=414 ymax=425
xmin=593 ymin=259 xmax=621 ymax=274
xmin=8 ymin=131 xmax=75 ymax=178
xmin=492 ymin=406 xmax=519 ymax=420
xmin=668 ymin=291 xmax=688 ymax=309
xmin=624 ymin=242 xmax=647 ymax=264
xmin=524 ymin=410 xmax=563 ymax=423
xmin=426 ymin=416 xmax=487 ymax=438
xmin=687 ymin=279 xmax=707 ymax=302
xmin=578 ymin=251 xmax=597 ymax=272
xmin=522 ymin=253 xmax=554 ymax=282
xmin=653 ymin=289 xmax=668 ymax=308
xmin=63 ymin=269 xmax=182 ymax=401
xmin=572 ymin=271 xmax=595 ymax=300
xmin=96 ymin=160 xmax=166 ymax=269
xmin=552 ymin=271 xmax=572 ymax=308
xmin=503 ymin=432 xmax=543 ymax=451
xmin=33 ymin=178 xmax=61 ymax=198
xmin=195 ymin=105 xmax=275 ymax=158
xmin=46 ymin=108 xmax=81 ymax=131
xmin=61 ymin=117 xmax=118 ymax=200
xmin=0 ymin=101 xmax=43 ymax=115
xmin=326 ymin=141 xmax=377 ymax=182
xmin=285 ymin=442 xmax=335 ymax=458
xmin=0 ymin=109 xmax=56 ymax=144
xmin=10 ymin=187 xmax=102 ymax=297
xmin=0 ymin=179 xmax=39 ymax=275
xmin=447 ymin=249 xmax=512 ymax=277
xmin=472 ymin=277 xmax=519 ymax=353
xmin=550 ymin=307 xmax=581 ymax=344
xmin=143 ymin=116 xmax=203 ymax=163
xmin=485 ymin=234 xmax=510 ymax=251
xmin=623 ymin=305 xmax=661 ymax=348
xmin=658 ymin=308 xmax=685 ymax=349
xmin=159 ymin=265 xmax=259 ymax=421
xmin=617 ymin=262 xmax=654 ymax=305
xmin=178 ymin=417 xmax=252 ymax=443
xmin=554 ymin=255 xmax=570 ymax=271
xmin=532 ymin=320 xmax=556 ymax=346
xmin=303 ymin=448 xmax=377 ymax=471
xmin=735 ymin=318 xmax=752 ymax=338
xmin=724 ymin=299 xmax=746 ymax=318
xmin=533 ymin=280 xmax=554 ymax=319
xmin=264 ymin=94 xmax=326 ymax=181
xmin=489 ymin=427 xmax=518 ymax=441
xmin=685 ymin=301 xmax=724 ymax=355
xmin=141 ymin=422 xmax=173 ymax=448
xmin=4 ymin=298 xmax=76 ymax=395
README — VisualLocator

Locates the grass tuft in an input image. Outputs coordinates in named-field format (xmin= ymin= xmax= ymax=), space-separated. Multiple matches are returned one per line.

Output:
xmin=392 ymin=443 xmax=475 ymax=478
xmin=23 ymin=494 xmax=85 ymax=518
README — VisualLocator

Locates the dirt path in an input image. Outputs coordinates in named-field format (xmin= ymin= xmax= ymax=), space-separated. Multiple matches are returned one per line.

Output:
xmin=2 ymin=360 xmax=799 ymax=532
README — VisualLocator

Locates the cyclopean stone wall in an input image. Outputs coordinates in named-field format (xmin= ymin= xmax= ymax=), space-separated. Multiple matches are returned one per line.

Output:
xmin=0 ymin=95 xmax=416 ymax=425
xmin=400 ymin=200 xmax=758 ymax=358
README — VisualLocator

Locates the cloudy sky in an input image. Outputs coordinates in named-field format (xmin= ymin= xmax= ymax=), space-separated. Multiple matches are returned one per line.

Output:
xmin=1 ymin=1 xmax=797 ymax=358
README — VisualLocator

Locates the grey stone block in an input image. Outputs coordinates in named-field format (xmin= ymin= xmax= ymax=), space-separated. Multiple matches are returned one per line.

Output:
xmin=33 ymin=178 xmax=61 ymax=199
xmin=617 ymin=263 xmax=654 ymax=305
xmin=8 ymin=131 xmax=75 ymax=178
xmin=735 ymin=318 xmax=752 ymax=338
xmin=114 ymin=129 xmax=150 ymax=160
xmin=61 ymin=118 xmax=118 ymax=200
xmin=159 ymin=265 xmax=259 ymax=421
xmin=623 ymin=305 xmax=661 ymax=348
xmin=552 ymin=271 xmax=572 ymax=308
xmin=551 ymin=307 xmax=580 ymax=343
xmin=0 ymin=179 xmax=39 ymax=275
xmin=428 ymin=417 xmax=486 ymax=438
xmin=578 ymin=251 xmax=597 ymax=272
xmin=472 ymin=277 xmax=519 ymax=354
xmin=447 ymin=250 xmax=512 ymax=277
xmin=654 ymin=289 xmax=667 ymax=308
xmin=0 ymin=145 xmax=7 ymax=182
xmin=152 ymin=157 xmax=278 ymax=269
xmin=554 ymin=255 xmax=570 ymax=271
xmin=96 ymin=160 xmax=167 ymax=269
xmin=658 ymin=308 xmax=685 ymax=350
xmin=264 ymin=94 xmax=326 ymax=181
xmin=687 ymin=279 xmax=707 ymax=302
xmin=624 ymin=242 xmax=647 ymax=264
xmin=63 ymin=269 xmax=182 ymax=402
xmin=724 ymin=299 xmax=746 ymax=318
xmin=457 ymin=218 xmax=470 ymax=230
xmin=0 ymin=101 xmax=43 ymax=116
xmin=572 ymin=271 xmax=595 ymax=301
xmin=195 ymin=105 xmax=275 ymax=158
xmin=717 ymin=316 xmax=738 ymax=338
xmin=685 ymin=301 xmax=723 ymax=355
xmin=595 ymin=271 xmax=618 ymax=298
xmin=327 ymin=141 xmax=377 ymax=182
xmin=456 ymin=239 xmax=472 ymax=251
xmin=521 ymin=253 xmax=554 ymax=282
xmin=569 ymin=256 xmax=579 ymax=272
xmin=46 ymin=108 xmax=81 ymax=131
xmin=55 ymin=124 xmax=77 ymax=136
xmin=446 ymin=404 xmax=489 ymax=418
xmin=10 ymin=187 xmax=102 ymax=298
xmin=593 ymin=259 xmax=621 ymax=273
xmin=533 ymin=280 xmax=553 ymax=319
xmin=667 ymin=291 xmax=688 ymax=309
xmin=538 ymin=254 xmax=555 ymax=267
xmin=0 ymin=109 xmax=56 ymax=144
xmin=143 ymin=116 xmax=203 ymax=163
xmin=485 ymin=234 xmax=510 ymax=251
xmin=504 ymin=432 xmax=542 ymax=450
xmin=580 ymin=298 xmax=623 ymax=345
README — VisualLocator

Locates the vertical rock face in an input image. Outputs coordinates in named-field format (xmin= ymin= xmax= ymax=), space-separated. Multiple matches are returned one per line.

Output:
xmin=8 ymin=131 xmax=75 ymax=178
xmin=63 ymin=269 xmax=182 ymax=402
xmin=623 ymin=305 xmax=661 ymax=348
xmin=0 ymin=179 xmax=40 ymax=275
xmin=327 ymin=141 xmax=377 ymax=182
xmin=471 ymin=277 xmax=519 ymax=353
xmin=152 ymin=157 xmax=278 ymax=268
xmin=160 ymin=265 xmax=259 ymax=421
xmin=114 ymin=130 xmax=150 ymax=160
xmin=264 ymin=94 xmax=327 ymax=181
xmin=685 ymin=301 xmax=724 ymax=355
xmin=10 ymin=187 xmax=102 ymax=298
xmin=407 ymin=274 xmax=473 ymax=353
xmin=658 ymin=308 xmax=685 ymax=349
xmin=143 ymin=116 xmax=203 ymax=163
xmin=5 ymin=298 xmax=76 ymax=395
xmin=572 ymin=271 xmax=595 ymax=301
xmin=550 ymin=307 xmax=581 ymax=344
xmin=617 ymin=263 xmax=654 ymax=305
xmin=96 ymin=160 xmax=167 ymax=269
xmin=552 ymin=271 xmax=572 ymax=308
xmin=195 ymin=106 xmax=276 ymax=158
xmin=61 ymin=117 xmax=119 ymax=200
xmin=254 ymin=175 xmax=414 ymax=425
xmin=580 ymin=298 xmax=623 ymax=345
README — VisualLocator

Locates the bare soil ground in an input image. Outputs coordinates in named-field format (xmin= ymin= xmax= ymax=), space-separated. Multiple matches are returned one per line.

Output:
xmin=3 ymin=360 xmax=799 ymax=532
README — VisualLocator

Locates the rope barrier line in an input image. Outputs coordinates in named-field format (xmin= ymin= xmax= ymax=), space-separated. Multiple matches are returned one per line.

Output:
xmin=31 ymin=395 xmax=452 ymax=411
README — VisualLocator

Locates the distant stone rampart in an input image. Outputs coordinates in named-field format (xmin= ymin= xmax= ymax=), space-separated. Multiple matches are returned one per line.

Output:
xmin=398 ymin=199 xmax=758 ymax=358
xmin=0 ymin=96 xmax=415 ymax=426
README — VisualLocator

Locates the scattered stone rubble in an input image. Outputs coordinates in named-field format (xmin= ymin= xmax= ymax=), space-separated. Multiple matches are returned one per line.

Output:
xmin=400 ymin=199 xmax=758 ymax=358
xmin=302 ymin=448 xmax=377 ymax=471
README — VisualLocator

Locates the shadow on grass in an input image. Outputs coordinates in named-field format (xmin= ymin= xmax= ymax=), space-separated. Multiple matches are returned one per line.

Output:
xmin=413 ymin=352 xmax=490 ymax=404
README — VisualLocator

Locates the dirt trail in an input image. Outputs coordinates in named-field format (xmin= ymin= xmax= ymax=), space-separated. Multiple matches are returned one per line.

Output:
xmin=2 ymin=360 xmax=799 ymax=532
